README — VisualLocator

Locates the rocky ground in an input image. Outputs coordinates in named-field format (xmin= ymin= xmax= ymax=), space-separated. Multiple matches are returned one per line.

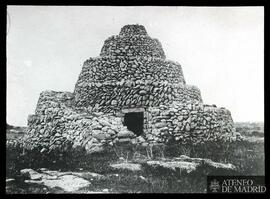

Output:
xmin=6 ymin=155 xmax=238 ymax=194
xmin=6 ymin=122 xmax=264 ymax=194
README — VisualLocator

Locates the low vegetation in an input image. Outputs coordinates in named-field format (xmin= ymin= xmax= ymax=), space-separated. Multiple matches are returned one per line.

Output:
xmin=6 ymin=122 xmax=264 ymax=193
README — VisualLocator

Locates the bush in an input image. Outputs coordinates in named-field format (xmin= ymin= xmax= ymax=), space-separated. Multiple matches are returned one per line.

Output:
xmin=162 ymin=139 xmax=264 ymax=175
xmin=6 ymin=141 xmax=24 ymax=178
xmin=6 ymin=135 xmax=264 ymax=184
xmin=6 ymin=139 xmax=121 ymax=177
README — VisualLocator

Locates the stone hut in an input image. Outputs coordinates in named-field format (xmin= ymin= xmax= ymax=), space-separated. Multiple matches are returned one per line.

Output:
xmin=23 ymin=24 xmax=236 ymax=153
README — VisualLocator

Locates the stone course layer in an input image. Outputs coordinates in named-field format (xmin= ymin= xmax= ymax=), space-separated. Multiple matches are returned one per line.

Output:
xmin=23 ymin=24 xmax=236 ymax=153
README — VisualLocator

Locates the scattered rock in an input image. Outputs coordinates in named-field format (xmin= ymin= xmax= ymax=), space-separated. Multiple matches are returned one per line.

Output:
xmin=146 ymin=160 xmax=198 ymax=173
xmin=22 ymin=169 xmax=97 ymax=192
xmin=6 ymin=178 xmax=15 ymax=185
xmin=21 ymin=169 xmax=42 ymax=180
xmin=110 ymin=163 xmax=142 ymax=171
xmin=92 ymin=130 xmax=107 ymax=140
xmin=117 ymin=130 xmax=135 ymax=138
xmin=86 ymin=143 xmax=104 ymax=154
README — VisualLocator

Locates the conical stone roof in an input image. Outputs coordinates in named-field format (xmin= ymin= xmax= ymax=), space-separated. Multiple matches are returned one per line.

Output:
xmin=74 ymin=24 xmax=201 ymax=113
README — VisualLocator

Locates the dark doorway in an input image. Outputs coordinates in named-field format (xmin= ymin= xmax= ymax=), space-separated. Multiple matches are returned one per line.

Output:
xmin=123 ymin=112 xmax=144 ymax=136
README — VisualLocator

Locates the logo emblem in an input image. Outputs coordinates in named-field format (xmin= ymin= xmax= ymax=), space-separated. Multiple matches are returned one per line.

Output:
xmin=209 ymin=179 xmax=220 ymax=192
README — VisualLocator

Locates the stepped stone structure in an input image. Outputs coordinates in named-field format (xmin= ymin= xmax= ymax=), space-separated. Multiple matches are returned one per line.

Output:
xmin=23 ymin=24 xmax=236 ymax=153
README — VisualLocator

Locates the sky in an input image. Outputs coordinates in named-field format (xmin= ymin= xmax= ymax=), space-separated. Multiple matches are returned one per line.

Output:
xmin=7 ymin=6 xmax=264 ymax=126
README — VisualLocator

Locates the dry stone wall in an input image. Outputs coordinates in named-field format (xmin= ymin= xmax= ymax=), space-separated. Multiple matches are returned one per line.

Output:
xmin=119 ymin=24 xmax=148 ymax=36
xmin=22 ymin=24 xmax=237 ymax=154
xmin=74 ymin=24 xmax=194 ymax=110
xmin=100 ymin=24 xmax=165 ymax=58
xmin=24 ymin=91 xmax=140 ymax=154
xmin=100 ymin=35 xmax=165 ymax=58
xmin=76 ymin=57 xmax=185 ymax=83
xmin=145 ymin=102 xmax=235 ymax=145
xmin=74 ymin=81 xmax=202 ymax=113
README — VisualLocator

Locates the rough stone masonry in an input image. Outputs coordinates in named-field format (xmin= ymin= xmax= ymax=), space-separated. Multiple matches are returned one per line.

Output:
xmin=23 ymin=24 xmax=237 ymax=153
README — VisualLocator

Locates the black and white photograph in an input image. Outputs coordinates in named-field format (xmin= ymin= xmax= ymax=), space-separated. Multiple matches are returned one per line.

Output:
xmin=6 ymin=5 xmax=265 ymax=194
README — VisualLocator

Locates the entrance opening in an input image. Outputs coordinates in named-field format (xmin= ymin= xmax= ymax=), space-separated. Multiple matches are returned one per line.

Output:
xmin=123 ymin=112 xmax=144 ymax=136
